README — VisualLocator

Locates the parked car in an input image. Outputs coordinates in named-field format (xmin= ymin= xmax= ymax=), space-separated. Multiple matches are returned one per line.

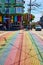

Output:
xmin=35 ymin=25 xmax=42 ymax=31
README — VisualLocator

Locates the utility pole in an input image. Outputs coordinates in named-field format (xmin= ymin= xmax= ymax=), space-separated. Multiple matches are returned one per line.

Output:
xmin=28 ymin=0 xmax=32 ymax=25
xmin=27 ymin=0 xmax=41 ymax=29
xmin=28 ymin=0 xmax=41 ymax=20
xmin=27 ymin=0 xmax=32 ymax=29
xmin=30 ymin=0 xmax=32 ymax=29
xmin=30 ymin=0 xmax=31 ymax=15
xmin=29 ymin=0 xmax=32 ymax=23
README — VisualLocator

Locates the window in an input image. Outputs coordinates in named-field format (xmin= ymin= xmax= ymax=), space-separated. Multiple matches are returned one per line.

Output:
xmin=5 ymin=0 xmax=9 ymax=3
xmin=5 ymin=0 xmax=15 ymax=3
xmin=9 ymin=0 xmax=15 ymax=3
xmin=0 ymin=0 xmax=1 ymax=3
xmin=16 ymin=7 xmax=22 ymax=13
xmin=0 ymin=8 xmax=1 ymax=13
xmin=5 ymin=8 xmax=9 ymax=14
xmin=16 ymin=0 xmax=22 ymax=3
xmin=1 ymin=0 xmax=5 ymax=3
xmin=9 ymin=7 xmax=16 ymax=14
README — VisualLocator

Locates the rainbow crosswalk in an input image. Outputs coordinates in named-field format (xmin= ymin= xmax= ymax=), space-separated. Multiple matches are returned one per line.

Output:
xmin=0 ymin=30 xmax=43 ymax=65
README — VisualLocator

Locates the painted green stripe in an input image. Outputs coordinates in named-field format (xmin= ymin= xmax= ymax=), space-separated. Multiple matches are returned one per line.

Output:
xmin=28 ymin=32 xmax=43 ymax=65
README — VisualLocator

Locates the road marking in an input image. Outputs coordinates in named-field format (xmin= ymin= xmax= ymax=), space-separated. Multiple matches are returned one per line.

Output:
xmin=0 ymin=32 xmax=8 ymax=37
xmin=4 ymin=31 xmax=23 ymax=65
xmin=29 ymin=32 xmax=43 ymax=64
xmin=20 ymin=31 xmax=40 ymax=65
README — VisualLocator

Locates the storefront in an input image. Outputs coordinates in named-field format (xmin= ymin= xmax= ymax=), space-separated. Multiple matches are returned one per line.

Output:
xmin=11 ymin=16 xmax=14 ymax=23
xmin=0 ymin=15 xmax=2 ymax=23
xmin=3 ymin=15 xmax=11 ymax=23
xmin=17 ymin=15 xmax=21 ymax=22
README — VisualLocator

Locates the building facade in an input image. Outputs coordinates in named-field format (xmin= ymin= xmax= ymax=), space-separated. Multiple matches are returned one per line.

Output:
xmin=0 ymin=0 xmax=25 ymax=24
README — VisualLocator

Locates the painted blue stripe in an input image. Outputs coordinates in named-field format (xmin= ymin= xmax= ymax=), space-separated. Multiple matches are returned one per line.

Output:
xmin=0 ymin=31 xmax=19 ymax=65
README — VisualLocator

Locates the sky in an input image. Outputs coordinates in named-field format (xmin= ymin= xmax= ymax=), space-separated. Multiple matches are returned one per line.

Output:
xmin=24 ymin=0 xmax=43 ymax=22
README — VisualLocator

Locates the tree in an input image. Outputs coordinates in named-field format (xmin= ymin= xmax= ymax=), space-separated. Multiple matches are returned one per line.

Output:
xmin=27 ymin=0 xmax=41 ymax=23
xmin=23 ymin=13 xmax=35 ymax=26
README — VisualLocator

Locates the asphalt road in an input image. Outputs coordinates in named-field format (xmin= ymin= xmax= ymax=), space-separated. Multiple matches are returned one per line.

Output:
xmin=0 ymin=30 xmax=43 ymax=65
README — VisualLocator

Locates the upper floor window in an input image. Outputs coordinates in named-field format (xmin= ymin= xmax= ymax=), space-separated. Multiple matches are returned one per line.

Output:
xmin=0 ymin=0 xmax=1 ymax=3
xmin=5 ymin=0 xmax=15 ymax=4
xmin=10 ymin=0 xmax=15 ymax=3
xmin=5 ymin=0 xmax=10 ymax=3
xmin=0 ymin=8 xmax=1 ymax=13
xmin=9 ymin=7 xmax=16 ymax=14
xmin=16 ymin=7 xmax=22 ymax=13
xmin=16 ymin=0 xmax=22 ymax=3
xmin=5 ymin=8 xmax=9 ymax=14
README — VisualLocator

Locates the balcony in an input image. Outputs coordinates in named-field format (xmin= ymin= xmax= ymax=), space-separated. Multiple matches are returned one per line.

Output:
xmin=4 ymin=3 xmax=16 ymax=7
xmin=13 ymin=3 xmax=24 ymax=8
xmin=0 ymin=3 xmax=25 ymax=8
xmin=4 ymin=3 xmax=11 ymax=7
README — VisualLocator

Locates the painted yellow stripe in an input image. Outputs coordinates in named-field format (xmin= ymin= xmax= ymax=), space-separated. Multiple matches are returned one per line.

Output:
xmin=20 ymin=31 xmax=40 ymax=65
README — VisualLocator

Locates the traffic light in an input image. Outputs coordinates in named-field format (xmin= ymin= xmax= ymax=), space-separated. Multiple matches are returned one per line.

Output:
xmin=30 ymin=14 xmax=35 ymax=21
xmin=30 ymin=14 xmax=32 ymax=20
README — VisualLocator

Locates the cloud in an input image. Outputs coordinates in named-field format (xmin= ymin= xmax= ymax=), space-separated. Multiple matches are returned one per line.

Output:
xmin=33 ymin=13 xmax=42 ymax=22
xmin=24 ymin=0 xmax=43 ymax=21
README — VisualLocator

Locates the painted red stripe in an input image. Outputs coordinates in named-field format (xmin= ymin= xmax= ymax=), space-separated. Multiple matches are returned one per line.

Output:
xmin=4 ymin=32 xmax=23 ymax=65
